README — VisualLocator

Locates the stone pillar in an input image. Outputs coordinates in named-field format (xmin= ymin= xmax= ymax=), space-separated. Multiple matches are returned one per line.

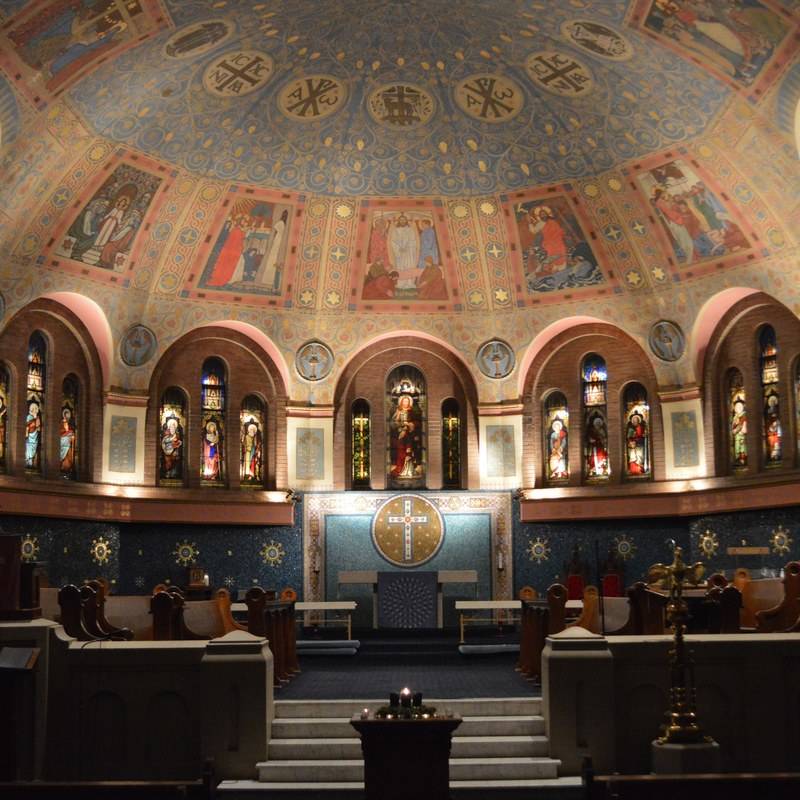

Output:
xmin=541 ymin=627 xmax=615 ymax=775
xmin=201 ymin=630 xmax=274 ymax=780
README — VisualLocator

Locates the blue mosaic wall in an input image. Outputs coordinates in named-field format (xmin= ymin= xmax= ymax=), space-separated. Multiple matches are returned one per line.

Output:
xmin=512 ymin=498 xmax=800 ymax=595
xmin=0 ymin=495 xmax=304 ymax=598
xmin=3 ymin=492 xmax=799 ymax=612
xmin=326 ymin=512 xmax=491 ymax=628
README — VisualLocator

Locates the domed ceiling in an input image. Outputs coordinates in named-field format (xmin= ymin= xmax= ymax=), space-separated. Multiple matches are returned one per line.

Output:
xmin=0 ymin=0 xmax=798 ymax=398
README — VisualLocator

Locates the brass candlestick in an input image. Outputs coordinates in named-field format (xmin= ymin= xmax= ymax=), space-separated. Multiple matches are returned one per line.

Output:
xmin=648 ymin=546 xmax=711 ymax=745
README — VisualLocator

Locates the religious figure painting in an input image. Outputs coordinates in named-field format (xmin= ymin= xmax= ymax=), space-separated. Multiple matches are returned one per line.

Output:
xmin=386 ymin=367 xmax=426 ymax=489
xmin=728 ymin=372 xmax=748 ymax=469
xmin=514 ymin=196 xmax=603 ymax=293
xmin=0 ymin=368 xmax=8 ymax=473
xmin=763 ymin=388 xmax=782 ymax=465
xmin=636 ymin=159 xmax=749 ymax=266
xmin=362 ymin=210 xmax=447 ymax=302
xmin=58 ymin=378 xmax=78 ymax=480
xmin=624 ymin=389 xmax=650 ymax=478
xmin=640 ymin=0 xmax=789 ymax=89
xmin=25 ymin=397 xmax=42 ymax=472
xmin=158 ymin=391 xmax=186 ymax=485
xmin=4 ymin=0 xmax=157 ymax=95
xmin=199 ymin=199 xmax=291 ymax=295
xmin=584 ymin=409 xmax=610 ymax=480
xmin=240 ymin=405 xmax=264 ymax=487
xmin=56 ymin=163 xmax=161 ymax=271
xmin=201 ymin=415 xmax=224 ymax=484
xmin=545 ymin=396 xmax=569 ymax=483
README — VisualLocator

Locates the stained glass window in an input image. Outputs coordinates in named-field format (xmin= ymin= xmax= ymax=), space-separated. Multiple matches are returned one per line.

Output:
xmin=158 ymin=387 xmax=186 ymax=486
xmin=60 ymin=376 xmax=78 ymax=480
xmin=0 ymin=365 xmax=8 ymax=474
xmin=441 ymin=398 xmax=460 ymax=488
xmin=386 ymin=366 xmax=426 ymax=489
xmin=26 ymin=333 xmax=46 ymax=474
xmin=759 ymin=326 xmax=782 ymax=466
xmin=544 ymin=392 xmax=569 ymax=483
xmin=351 ymin=399 xmax=371 ymax=488
xmin=582 ymin=354 xmax=609 ymax=480
xmin=201 ymin=358 xmax=225 ymax=484
xmin=582 ymin=354 xmax=607 ymax=407
xmin=728 ymin=368 xmax=747 ymax=471
xmin=240 ymin=395 xmax=264 ymax=487
xmin=623 ymin=383 xmax=650 ymax=478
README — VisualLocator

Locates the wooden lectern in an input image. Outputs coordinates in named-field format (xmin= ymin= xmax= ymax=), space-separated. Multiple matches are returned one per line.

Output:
xmin=351 ymin=715 xmax=461 ymax=800
xmin=0 ymin=536 xmax=41 ymax=621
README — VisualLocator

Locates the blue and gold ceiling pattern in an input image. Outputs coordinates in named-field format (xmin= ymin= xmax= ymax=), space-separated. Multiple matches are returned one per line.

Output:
xmin=63 ymin=0 xmax=737 ymax=195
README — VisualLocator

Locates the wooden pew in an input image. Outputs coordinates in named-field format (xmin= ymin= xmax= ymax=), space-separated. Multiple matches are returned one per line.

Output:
xmin=245 ymin=587 xmax=296 ymax=687
xmin=705 ymin=585 xmax=742 ymax=633
xmin=151 ymin=587 xmax=243 ymax=640
xmin=755 ymin=561 xmax=800 ymax=632
xmin=84 ymin=580 xmax=133 ymax=640
xmin=57 ymin=585 xmax=96 ymax=641
xmin=741 ymin=576 xmax=783 ymax=628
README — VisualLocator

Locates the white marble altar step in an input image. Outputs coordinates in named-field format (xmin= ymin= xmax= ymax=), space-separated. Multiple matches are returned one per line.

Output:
xmin=274 ymin=696 xmax=541 ymax=718
xmin=257 ymin=756 xmax=561 ymax=782
xmin=269 ymin=734 xmax=549 ymax=760
xmin=272 ymin=713 xmax=546 ymax=739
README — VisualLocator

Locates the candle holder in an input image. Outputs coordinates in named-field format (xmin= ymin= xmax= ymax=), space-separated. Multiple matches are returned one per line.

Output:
xmin=375 ymin=687 xmax=436 ymax=719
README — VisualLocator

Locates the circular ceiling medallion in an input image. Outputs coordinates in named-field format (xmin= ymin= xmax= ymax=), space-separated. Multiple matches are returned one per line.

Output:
xmin=120 ymin=325 xmax=158 ymax=367
xmin=527 ymin=536 xmax=551 ymax=564
xmin=367 ymin=83 xmax=436 ymax=129
xmin=295 ymin=340 xmax=334 ymax=381
xmin=477 ymin=339 xmax=515 ymax=379
xmin=525 ymin=51 xmax=594 ymax=98
xmin=164 ymin=20 xmax=233 ymax=60
xmin=372 ymin=494 xmax=444 ymax=567
xmin=454 ymin=74 xmax=524 ymax=123
xmin=278 ymin=75 xmax=348 ymax=122
xmin=20 ymin=535 xmax=39 ymax=563
xmin=649 ymin=320 xmax=686 ymax=362
xmin=174 ymin=540 xmax=199 ymax=566
xmin=90 ymin=537 xmax=112 ymax=566
xmin=561 ymin=20 xmax=633 ymax=61
xmin=260 ymin=540 xmax=286 ymax=567
xmin=203 ymin=51 xmax=274 ymax=98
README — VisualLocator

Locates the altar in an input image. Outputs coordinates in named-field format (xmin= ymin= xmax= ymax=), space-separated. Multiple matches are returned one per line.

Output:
xmin=338 ymin=570 xmax=478 ymax=629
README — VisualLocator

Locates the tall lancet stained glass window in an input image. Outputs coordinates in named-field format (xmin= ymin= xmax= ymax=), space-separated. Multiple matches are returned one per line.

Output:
xmin=442 ymin=398 xmax=461 ymax=488
xmin=60 ymin=376 xmax=78 ymax=480
xmin=623 ymin=383 xmax=650 ymax=478
xmin=759 ymin=326 xmax=782 ymax=466
xmin=0 ymin=365 xmax=8 ymax=473
xmin=728 ymin=368 xmax=747 ymax=471
xmin=201 ymin=358 xmax=225 ymax=484
xmin=582 ymin=354 xmax=609 ymax=481
xmin=26 ymin=333 xmax=46 ymax=474
xmin=351 ymin=399 xmax=371 ymax=488
xmin=159 ymin=387 xmax=186 ymax=485
xmin=544 ymin=391 xmax=569 ymax=483
xmin=240 ymin=395 xmax=265 ymax=487
xmin=386 ymin=366 xmax=426 ymax=489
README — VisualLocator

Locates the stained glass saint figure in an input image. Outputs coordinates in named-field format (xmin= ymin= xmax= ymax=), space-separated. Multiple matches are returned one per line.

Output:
xmin=159 ymin=388 xmax=186 ymax=485
xmin=545 ymin=392 xmax=569 ymax=482
xmin=60 ymin=377 xmax=78 ymax=479
xmin=585 ymin=408 xmax=610 ymax=479
xmin=240 ymin=396 xmax=264 ymax=486
xmin=728 ymin=370 xmax=747 ymax=470
xmin=387 ymin=366 xmax=426 ymax=488
xmin=26 ymin=333 xmax=46 ymax=473
xmin=624 ymin=384 xmax=650 ymax=478
xmin=759 ymin=327 xmax=781 ymax=466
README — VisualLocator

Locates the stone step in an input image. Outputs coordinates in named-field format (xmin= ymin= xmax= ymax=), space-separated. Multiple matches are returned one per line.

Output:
xmin=257 ymin=756 xmax=560 ymax=783
xmin=274 ymin=696 xmax=541 ymax=718
xmin=220 ymin=776 xmax=583 ymax=797
xmin=271 ymin=713 xmax=546 ymax=739
xmin=268 ymin=734 xmax=549 ymax=760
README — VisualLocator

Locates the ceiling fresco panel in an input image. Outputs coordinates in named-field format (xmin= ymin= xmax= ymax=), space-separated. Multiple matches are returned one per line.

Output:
xmin=0 ymin=0 xmax=166 ymax=108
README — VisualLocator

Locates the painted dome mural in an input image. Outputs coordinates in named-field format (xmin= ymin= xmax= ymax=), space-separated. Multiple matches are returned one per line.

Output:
xmin=0 ymin=0 xmax=797 ymax=400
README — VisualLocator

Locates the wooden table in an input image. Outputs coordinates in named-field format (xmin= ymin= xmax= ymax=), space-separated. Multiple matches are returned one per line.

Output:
xmin=455 ymin=600 xmax=520 ymax=644
xmin=296 ymin=601 xmax=356 ymax=640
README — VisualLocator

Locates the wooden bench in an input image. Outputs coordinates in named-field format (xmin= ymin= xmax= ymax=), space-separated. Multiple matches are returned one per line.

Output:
xmin=244 ymin=588 xmax=298 ymax=687
xmin=755 ymin=561 xmax=800 ymax=632
xmin=455 ymin=600 xmax=520 ymax=644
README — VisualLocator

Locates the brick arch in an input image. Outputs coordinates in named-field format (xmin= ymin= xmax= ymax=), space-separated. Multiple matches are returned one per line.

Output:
xmin=701 ymin=291 xmax=800 ymax=477
xmin=521 ymin=322 xmax=662 ymax=488
xmin=333 ymin=334 xmax=479 ymax=490
xmin=0 ymin=297 xmax=105 ymax=481
xmin=147 ymin=325 xmax=288 ymax=489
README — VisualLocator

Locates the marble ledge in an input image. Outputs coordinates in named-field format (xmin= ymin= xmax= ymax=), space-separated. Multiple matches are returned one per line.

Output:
xmin=0 ymin=476 xmax=295 ymax=526
xmin=520 ymin=472 xmax=800 ymax=521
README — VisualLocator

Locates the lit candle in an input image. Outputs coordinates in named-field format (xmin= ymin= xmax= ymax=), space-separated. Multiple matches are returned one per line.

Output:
xmin=361 ymin=708 xmax=369 ymax=719
xmin=400 ymin=688 xmax=412 ymax=708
